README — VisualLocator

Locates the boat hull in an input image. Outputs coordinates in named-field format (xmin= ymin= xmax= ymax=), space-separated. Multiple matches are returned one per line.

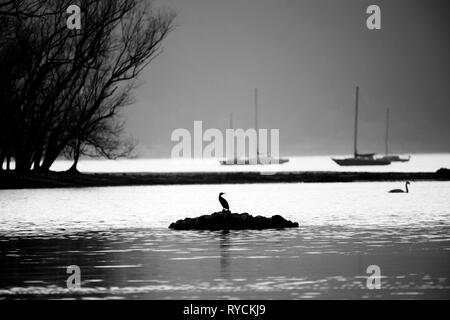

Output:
xmin=220 ymin=158 xmax=290 ymax=165
xmin=378 ymin=155 xmax=411 ymax=163
xmin=332 ymin=158 xmax=391 ymax=166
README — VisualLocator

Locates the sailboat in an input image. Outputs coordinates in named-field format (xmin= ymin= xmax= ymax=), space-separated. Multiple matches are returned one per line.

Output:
xmin=220 ymin=89 xmax=289 ymax=165
xmin=220 ymin=112 xmax=240 ymax=164
xmin=377 ymin=108 xmax=411 ymax=163
xmin=332 ymin=87 xmax=391 ymax=166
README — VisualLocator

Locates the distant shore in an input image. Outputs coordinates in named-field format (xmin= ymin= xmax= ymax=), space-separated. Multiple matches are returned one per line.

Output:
xmin=1 ymin=168 xmax=449 ymax=190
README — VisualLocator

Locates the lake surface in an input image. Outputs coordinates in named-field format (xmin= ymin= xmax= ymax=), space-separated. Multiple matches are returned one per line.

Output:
xmin=48 ymin=153 xmax=450 ymax=173
xmin=1 ymin=182 xmax=450 ymax=299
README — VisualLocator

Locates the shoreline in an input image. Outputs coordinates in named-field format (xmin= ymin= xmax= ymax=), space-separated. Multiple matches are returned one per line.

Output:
xmin=1 ymin=169 xmax=449 ymax=189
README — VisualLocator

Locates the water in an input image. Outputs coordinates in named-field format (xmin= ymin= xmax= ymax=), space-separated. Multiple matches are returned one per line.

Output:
xmin=1 ymin=181 xmax=450 ymax=299
xmin=48 ymin=153 xmax=450 ymax=173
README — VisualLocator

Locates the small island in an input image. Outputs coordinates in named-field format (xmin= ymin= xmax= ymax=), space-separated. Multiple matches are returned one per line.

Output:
xmin=2 ymin=168 xmax=450 ymax=190
xmin=169 ymin=212 xmax=299 ymax=231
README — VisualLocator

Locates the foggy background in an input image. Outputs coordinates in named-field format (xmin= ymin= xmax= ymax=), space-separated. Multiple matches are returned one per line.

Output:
xmin=125 ymin=0 xmax=450 ymax=158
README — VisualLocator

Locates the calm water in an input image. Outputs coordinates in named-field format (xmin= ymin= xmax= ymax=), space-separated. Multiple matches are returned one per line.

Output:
xmin=1 ymin=182 xmax=450 ymax=299
xmin=48 ymin=153 xmax=450 ymax=173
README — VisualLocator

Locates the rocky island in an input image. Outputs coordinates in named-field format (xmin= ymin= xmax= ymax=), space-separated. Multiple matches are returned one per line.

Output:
xmin=169 ymin=212 xmax=299 ymax=231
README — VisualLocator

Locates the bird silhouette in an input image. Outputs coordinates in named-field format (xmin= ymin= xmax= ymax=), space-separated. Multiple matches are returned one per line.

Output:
xmin=219 ymin=192 xmax=230 ymax=212
xmin=389 ymin=181 xmax=410 ymax=193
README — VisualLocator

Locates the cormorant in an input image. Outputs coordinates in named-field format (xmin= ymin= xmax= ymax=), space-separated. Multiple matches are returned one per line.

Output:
xmin=389 ymin=181 xmax=410 ymax=193
xmin=219 ymin=192 xmax=230 ymax=212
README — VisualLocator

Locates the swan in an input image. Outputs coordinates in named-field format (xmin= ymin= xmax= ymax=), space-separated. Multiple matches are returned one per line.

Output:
xmin=219 ymin=192 xmax=230 ymax=212
xmin=389 ymin=181 xmax=410 ymax=193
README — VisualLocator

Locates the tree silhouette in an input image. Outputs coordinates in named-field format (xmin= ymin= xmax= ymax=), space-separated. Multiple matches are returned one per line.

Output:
xmin=0 ymin=0 xmax=175 ymax=172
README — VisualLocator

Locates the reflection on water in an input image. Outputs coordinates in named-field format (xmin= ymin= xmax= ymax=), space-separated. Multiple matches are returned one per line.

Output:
xmin=1 ymin=226 xmax=449 ymax=299
xmin=219 ymin=232 xmax=231 ymax=279
xmin=0 ymin=182 xmax=450 ymax=299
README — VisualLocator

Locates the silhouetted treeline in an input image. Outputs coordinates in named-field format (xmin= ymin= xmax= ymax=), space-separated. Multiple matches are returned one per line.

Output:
xmin=0 ymin=0 xmax=175 ymax=172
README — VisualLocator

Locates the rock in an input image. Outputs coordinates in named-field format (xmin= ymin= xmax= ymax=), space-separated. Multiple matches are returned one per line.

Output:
xmin=168 ymin=212 xmax=299 ymax=231
xmin=436 ymin=168 xmax=450 ymax=179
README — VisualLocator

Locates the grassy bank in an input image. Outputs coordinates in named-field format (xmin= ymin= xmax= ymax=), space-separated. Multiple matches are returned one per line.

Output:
xmin=1 ymin=169 xmax=449 ymax=189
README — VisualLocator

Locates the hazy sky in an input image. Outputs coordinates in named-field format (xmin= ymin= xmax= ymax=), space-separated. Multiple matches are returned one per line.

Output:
xmin=125 ymin=0 xmax=450 ymax=157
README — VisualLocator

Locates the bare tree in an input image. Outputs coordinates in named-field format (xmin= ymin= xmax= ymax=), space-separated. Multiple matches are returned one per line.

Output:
xmin=60 ymin=3 xmax=176 ymax=172
xmin=0 ymin=0 xmax=53 ymax=17
xmin=0 ymin=0 xmax=175 ymax=172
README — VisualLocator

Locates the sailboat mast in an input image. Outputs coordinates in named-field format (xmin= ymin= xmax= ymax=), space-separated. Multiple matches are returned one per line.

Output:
xmin=385 ymin=108 xmax=390 ymax=156
xmin=354 ymin=86 xmax=359 ymax=157
xmin=229 ymin=112 xmax=233 ymax=129
xmin=255 ymin=88 xmax=259 ymax=156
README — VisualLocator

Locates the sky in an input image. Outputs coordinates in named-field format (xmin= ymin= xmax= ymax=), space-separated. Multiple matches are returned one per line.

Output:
xmin=125 ymin=0 xmax=450 ymax=158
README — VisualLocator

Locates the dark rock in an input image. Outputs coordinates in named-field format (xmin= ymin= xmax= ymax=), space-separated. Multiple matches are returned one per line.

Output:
xmin=169 ymin=212 xmax=299 ymax=231
xmin=436 ymin=168 xmax=450 ymax=179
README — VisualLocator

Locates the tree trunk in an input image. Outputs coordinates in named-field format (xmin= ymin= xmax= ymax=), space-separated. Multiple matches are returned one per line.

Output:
xmin=41 ymin=142 xmax=68 ymax=172
xmin=67 ymin=141 xmax=81 ymax=174
xmin=40 ymin=154 xmax=57 ymax=172
xmin=32 ymin=149 xmax=43 ymax=171
xmin=14 ymin=151 xmax=32 ymax=171
xmin=68 ymin=158 xmax=80 ymax=174
xmin=0 ymin=152 xmax=4 ymax=171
